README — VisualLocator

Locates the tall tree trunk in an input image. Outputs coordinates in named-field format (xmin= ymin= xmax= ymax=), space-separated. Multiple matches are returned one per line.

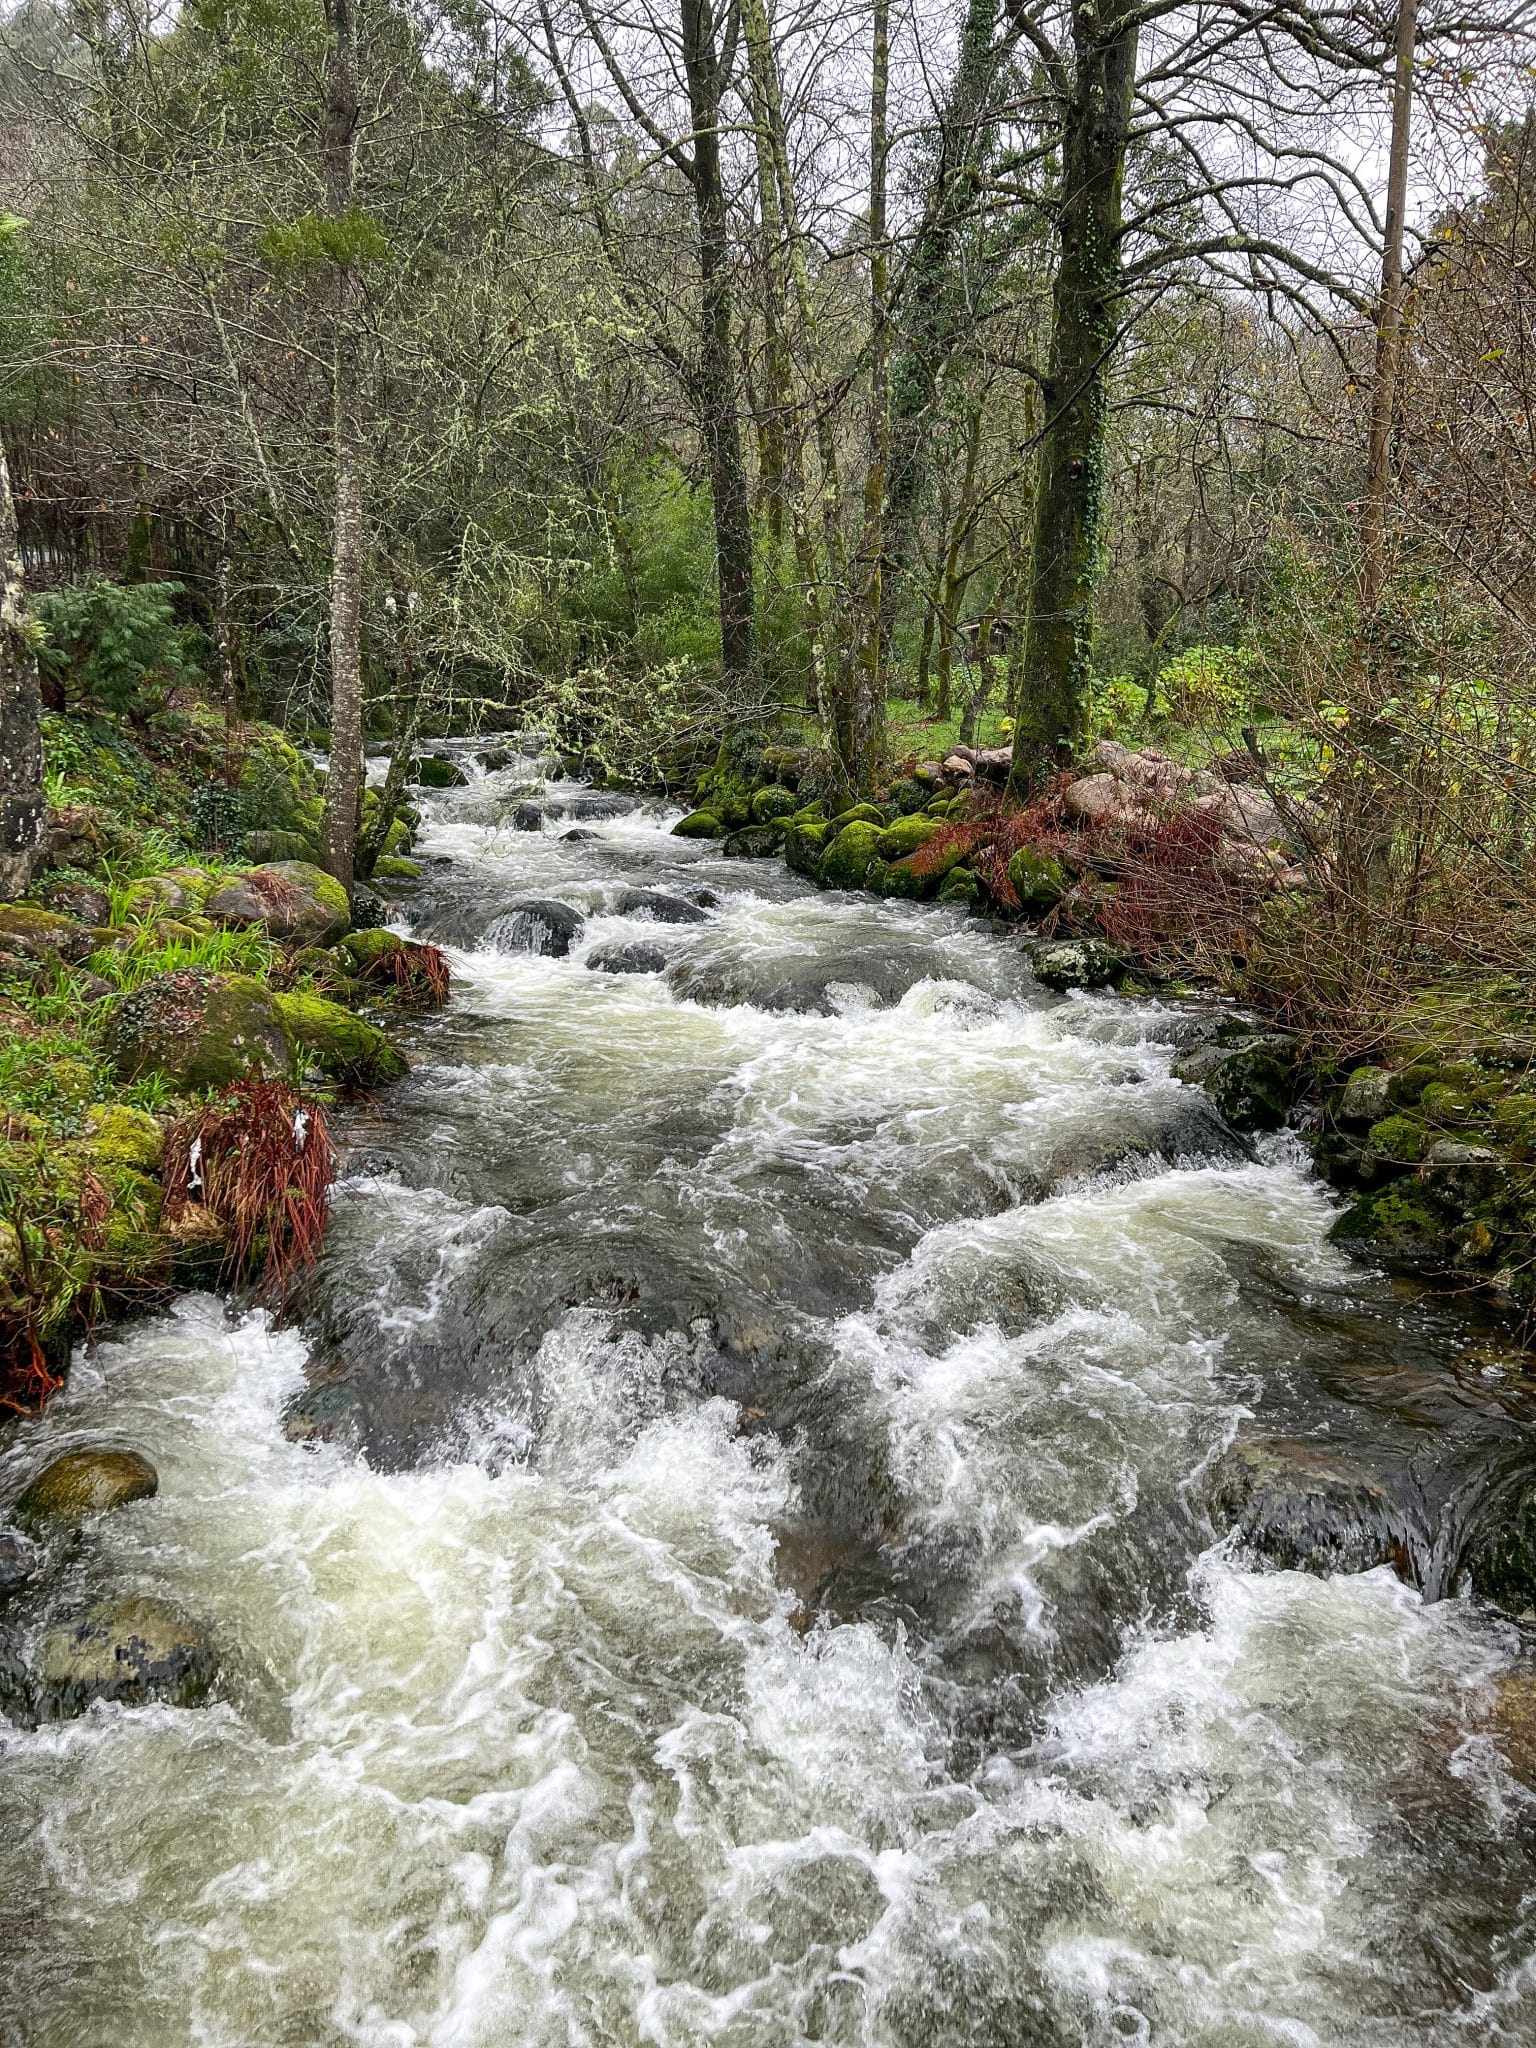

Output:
xmin=1360 ymin=0 xmax=1417 ymax=616
xmin=681 ymin=0 xmax=756 ymax=687
xmin=1008 ymin=1 xmax=1137 ymax=789
xmin=0 ymin=443 xmax=44 ymax=902
xmin=851 ymin=0 xmax=891 ymax=786
xmin=318 ymin=0 xmax=365 ymax=900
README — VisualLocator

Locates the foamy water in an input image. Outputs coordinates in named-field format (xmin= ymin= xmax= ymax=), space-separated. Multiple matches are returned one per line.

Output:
xmin=2 ymin=747 xmax=1533 ymax=2045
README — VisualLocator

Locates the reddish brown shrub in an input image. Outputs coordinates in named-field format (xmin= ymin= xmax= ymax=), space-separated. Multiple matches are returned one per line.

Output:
xmin=162 ymin=1079 xmax=334 ymax=1303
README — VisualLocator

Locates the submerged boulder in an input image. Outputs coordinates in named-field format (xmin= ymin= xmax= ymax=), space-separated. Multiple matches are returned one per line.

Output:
xmin=205 ymin=861 xmax=351 ymax=946
xmin=1204 ymin=1437 xmax=1418 ymax=1579
xmin=13 ymin=1448 xmax=159 ymax=1530
xmin=274 ymin=991 xmax=408 ymax=1087
xmin=489 ymin=899 xmax=585 ymax=957
xmin=37 ymin=1596 xmax=218 ymax=1719
xmin=587 ymin=940 xmax=668 ymax=975
xmin=410 ymin=754 xmax=467 ymax=788
xmin=109 ymin=969 xmax=294 ymax=1088
xmin=615 ymin=888 xmax=708 ymax=924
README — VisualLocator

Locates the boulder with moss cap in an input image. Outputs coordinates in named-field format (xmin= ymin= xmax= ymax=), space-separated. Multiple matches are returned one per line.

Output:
xmin=109 ymin=968 xmax=296 ymax=1088
xmin=37 ymin=1595 xmax=217 ymax=1718
xmin=274 ymin=990 xmax=408 ymax=1086
xmin=82 ymin=1102 xmax=165 ymax=1171
xmin=13 ymin=1448 xmax=159 ymax=1530
xmin=205 ymin=861 xmax=351 ymax=946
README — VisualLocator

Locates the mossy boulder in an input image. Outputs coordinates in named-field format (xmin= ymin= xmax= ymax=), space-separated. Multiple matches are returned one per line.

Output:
xmin=123 ymin=868 xmax=215 ymax=919
xmin=13 ymin=1448 xmax=158 ymax=1529
xmin=274 ymin=991 xmax=408 ymax=1087
xmin=206 ymin=861 xmax=351 ymax=946
xmin=673 ymin=811 xmax=725 ymax=839
xmin=372 ymin=856 xmax=422 ymax=880
xmin=37 ymin=1596 xmax=217 ymax=1719
xmin=870 ymin=856 xmax=933 ymax=901
xmin=1365 ymin=1114 xmax=1427 ymax=1163
xmin=241 ymin=828 xmax=318 ymax=865
xmin=829 ymin=803 xmax=885 ymax=830
xmin=818 ymin=822 xmax=885 ymax=891
xmin=1031 ymin=938 xmax=1126 ymax=994
xmin=82 ymin=1103 xmax=165 ymax=1171
xmin=874 ymin=815 xmax=940 ymax=862
xmin=1007 ymin=846 xmax=1069 ymax=915
xmin=1337 ymin=1065 xmax=1391 ymax=1125
xmin=410 ymin=754 xmax=467 ymax=788
xmin=238 ymin=727 xmax=319 ymax=836
xmin=750 ymin=786 xmax=798 ymax=825
xmin=1418 ymin=1079 xmax=1478 ymax=1126
xmin=723 ymin=825 xmax=786 ymax=859
xmin=887 ymin=778 xmax=928 ymax=815
xmin=109 ymin=969 xmax=295 ymax=1088
xmin=1329 ymin=1183 xmax=1445 ymax=1251
xmin=938 ymin=866 xmax=980 ymax=907
xmin=784 ymin=823 xmax=830 ymax=878
xmin=1207 ymin=1042 xmax=1297 ymax=1134
xmin=36 ymin=877 xmax=111 ymax=925
xmin=0 ymin=903 xmax=98 ymax=964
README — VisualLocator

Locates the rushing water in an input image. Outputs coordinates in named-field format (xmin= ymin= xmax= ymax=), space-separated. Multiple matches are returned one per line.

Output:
xmin=4 ymin=743 xmax=1536 ymax=2046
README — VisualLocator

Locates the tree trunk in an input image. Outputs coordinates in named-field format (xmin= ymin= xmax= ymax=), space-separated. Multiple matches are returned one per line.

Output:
xmin=1360 ymin=0 xmax=1417 ymax=616
xmin=1008 ymin=2 xmax=1137 ymax=790
xmin=0 ymin=442 xmax=44 ymax=902
xmin=681 ymin=0 xmax=756 ymax=687
xmin=851 ymin=0 xmax=892 ymax=787
xmin=318 ymin=0 xmax=365 ymax=900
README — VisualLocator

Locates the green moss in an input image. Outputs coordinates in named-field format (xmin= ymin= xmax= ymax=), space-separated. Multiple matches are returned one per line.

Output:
xmin=672 ymin=811 xmax=725 ymax=839
xmin=750 ymin=786 xmax=798 ymax=825
xmin=1418 ymin=1081 xmax=1476 ymax=1126
xmin=829 ymin=803 xmax=885 ymax=830
xmin=887 ymin=779 xmax=928 ymax=815
xmin=784 ymin=823 xmax=830 ymax=878
xmin=109 ymin=969 xmax=295 ymax=1089
xmin=874 ymin=815 xmax=940 ymax=861
xmin=937 ymin=866 xmax=980 ymax=906
xmin=0 ymin=904 xmax=96 ymax=962
xmin=1388 ymin=1060 xmax=1442 ymax=1108
xmin=273 ymin=991 xmax=408 ymax=1087
xmin=1329 ymin=1184 xmax=1444 ymax=1249
xmin=13 ymin=1448 xmax=159 ymax=1529
xmin=1207 ymin=1044 xmax=1296 ymax=1133
xmin=371 ymin=856 xmax=422 ymax=880
xmin=817 ymin=822 xmax=885 ymax=891
xmin=82 ymin=1102 xmax=165 ymax=1170
xmin=1365 ymin=1114 xmax=1427 ymax=1163
xmin=1007 ymin=846 xmax=1069 ymax=914
xmin=1492 ymin=1093 xmax=1536 ymax=1160
xmin=410 ymin=755 xmax=467 ymax=788
xmin=871 ymin=856 xmax=933 ymax=901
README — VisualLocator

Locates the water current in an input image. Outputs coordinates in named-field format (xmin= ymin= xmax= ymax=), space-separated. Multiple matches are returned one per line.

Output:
xmin=3 ymin=740 xmax=1536 ymax=2045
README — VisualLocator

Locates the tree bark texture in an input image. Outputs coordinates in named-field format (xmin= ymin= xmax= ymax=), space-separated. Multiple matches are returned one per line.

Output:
xmin=318 ymin=0 xmax=366 ymax=900
xmin=1360 ymin=0 xmax=1417 ymax=617
xmin=1009 ymin=2 xmax=1137 ymax=788
xmin=0 ymin=442 xmax=44 ymax=902
xmin=681 ymin=0 xmax=756 ymax=686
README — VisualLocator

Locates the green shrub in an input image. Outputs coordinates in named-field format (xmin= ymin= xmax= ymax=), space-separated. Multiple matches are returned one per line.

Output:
xmin=34 ymin=579 xmax=192 ymax=714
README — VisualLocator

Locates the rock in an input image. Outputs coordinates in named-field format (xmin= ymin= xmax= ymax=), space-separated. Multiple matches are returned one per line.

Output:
xmin=784 ymin=823 xmax=829 ymax=877
xmin=870 ymin=856 xmax=933 ymax=901
xmin=1007 ymin=846 xmax=1069 ymax=915
xmin=1031 ymin=938 xmax=1125 ymax=992
xmin=122 ymin=869 xmax=213 ymax=919
xmin=13 ymin=1448 xmax=159 ymax=1529
xmin=1061 ymin=774 xmax=1141 ymax=829
xmin=410 ymin=754 xmax=468 ymax=788
xmin=109 ymin=969 xmax=295 ymax=1088
xmin=0 ymin=1527 xmax=40 ymax=1604
xmin=829 ymin=803 xmax=887 ymax=829
xmin=818 ymin=821 xmax=885 ymax=891
xmin=273 ymin=992 xmax=408 ymax=1087
xmin=722 ymin=826 xmax=785 ymax=859
xmin=509 ymin=802 xmax=546 ymax=832
xmin=37 ymin=1596 xmax=218 ymax=1718
xmin=371 ymin=856 xmax=422 ymax=881
xmin=1205 ymin=1041 xmax=1297 ymax=1133
xmin=82 ymin=1103 xmax=165 ymax=1171
xmin=941 ymin=754 xmax=975 ymax=780
xmin=913 ymin=761 xmax=945 ymax=787
xmin=875 ymin=815 xmax=941 ymax=861
xmin=0 ymin=903 xmax=98 ymax=964
xmin=1189 ymin=785 xmax=1288 ymax=849
xmin=479 ymin=747 xmax=513 ymax=771
xmin=887 ymin=779 xmax=929 ymax=815
xmin=561 ymin=827 xmax=600 ymax=842
xmin=615 ymin=888 xmax=708 ymax=924
xmin=673 ymin=810 xmax=725 ymax=839
xmin=587 ymin=941 xmax=668 ymax=975
xmin=350 ymin=884 xmax=386 ymax=930
xmin=489 ymin=899 xmax=585 ymax=957
xmin=568 ymin=794 xmax=637 ymax=820
xmin=1364 ymin=1113 xmax=1426 ymax=1162
xmin=1338 ymin=1065 xmax=1391 ymax=1125
xmin=36 ymin=877 xmax=111 ymax=925
xmin=1470 ymin=1481 xmax=1536 ymax=1611
xmin=937 ymin=866 xmax=980 ymax=907
xmin=1328 ymin=1183 xmax=1445 ymax=1251
xmin=206 ymin=861 xmax=351 ymax=946
xmin=1204 ymin=1438 xmax=1417 ymax=1578
xmin=750 ymin=786 xmax=798 ymax=825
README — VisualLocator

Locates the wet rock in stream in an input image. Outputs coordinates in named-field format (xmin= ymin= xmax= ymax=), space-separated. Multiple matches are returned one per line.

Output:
xmin=614 ymin=887 xmax=709 ymax=924
xmin=587 ymin=940 xmax=669 ymax=975
xmin=1204 ymin=1436 xmax=1426 ymax=1578
xmin=11 ymin=1448 xmax=159 ymax=1529
xmin=488 ymin=898 xmax=585 ymax=956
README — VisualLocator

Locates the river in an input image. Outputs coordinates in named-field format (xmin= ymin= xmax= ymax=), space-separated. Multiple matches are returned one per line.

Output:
xmin=2 ymin=740 xmax=1534 ymax=2045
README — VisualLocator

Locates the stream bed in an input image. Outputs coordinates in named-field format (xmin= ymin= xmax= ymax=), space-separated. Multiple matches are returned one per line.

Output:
xmin=3 ymin=742 xmax=1536 ymax=2045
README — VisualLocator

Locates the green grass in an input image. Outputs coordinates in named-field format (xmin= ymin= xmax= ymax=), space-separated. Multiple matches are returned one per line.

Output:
xmin=885 ymin=693 xmax=1016 ymax=763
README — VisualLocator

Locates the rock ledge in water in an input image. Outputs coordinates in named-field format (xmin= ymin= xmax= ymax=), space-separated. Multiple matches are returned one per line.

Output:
xmin=1204 ymin=1437 xmax=1418 ymax=1579
xmin=37 ymin=1596 xmax=218 ymax=1718
xmin=13 ymin=1449 xmax=159 ymax=1529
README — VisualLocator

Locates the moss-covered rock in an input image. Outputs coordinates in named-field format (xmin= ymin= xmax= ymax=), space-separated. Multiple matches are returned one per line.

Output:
xmin=36 ymin=877 xmax=111 ymax=925
xmin=1006 ymin=846 xmax=1069 ymax=915
xmin=37 ymin=1596 xmax=217 ymax=1718
xmin=1328 ymin=1183 xmax=1445 ymax=1250
xmin=238 ymin=727 xmax=319 ymax=839
xmin=784 ymin=823 xmax=829 ymax=878
xmin=109 ymin=969 xmax=295 ymax=1088
xmin=410 ymin=754 xmax=468 ymax=788
xmin=750 ymin=786 xmax=798 ymax=825
xmin=371 ymin=856 xmax=422 ymax=880
xmin=1418 ymin=1079 xmax=1477 ymax=1126
xmin=874 ymin=815 xmax=940 ymax=861
xmin=1031 ymin=939 xmax=1126 ymax=993
xmin=1207 ymin=1042 xmax=1297 ymax=1133
xmin=829 ymin=803 xmax=885 ymax=830
xmin=870 ymin=856 xmax=933 ymax=901
xmin=887 ymin=779 xmax=928 ymax=816
xmin=1336 ymin=1065 xmax=1391 ymax=1124
xmin=1470 ymin=1482 xmax=1536 ymax=1611
xmin=818 ymin=822 xmax=885 ymax=891
xmin=672 ymin=811 xmax=725 ymax=839
xmin=123 ymin=868 xmax=215 ymax=919
xmin=241 ymin=828 xmax=318 ymax=865
xmin=0 ymin=903 xmax=98 ymax=964
xmin=937 ymin=866 xmax=980 ymax=907
xmin=83 ymin=1102 xmax=165 ymax=1171
xmin=723 ymin=825 xmax=786 ymax=859
xmin=206 ymin=861 xmax=351 ymax=946
xmin=13 ymin=1448 xmax=158 ymax=1528
xmin=1365 ymin=1114 xmax=1427 ymax=1163
xmin=273 ymin=991 xmax=408 ymax=1087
